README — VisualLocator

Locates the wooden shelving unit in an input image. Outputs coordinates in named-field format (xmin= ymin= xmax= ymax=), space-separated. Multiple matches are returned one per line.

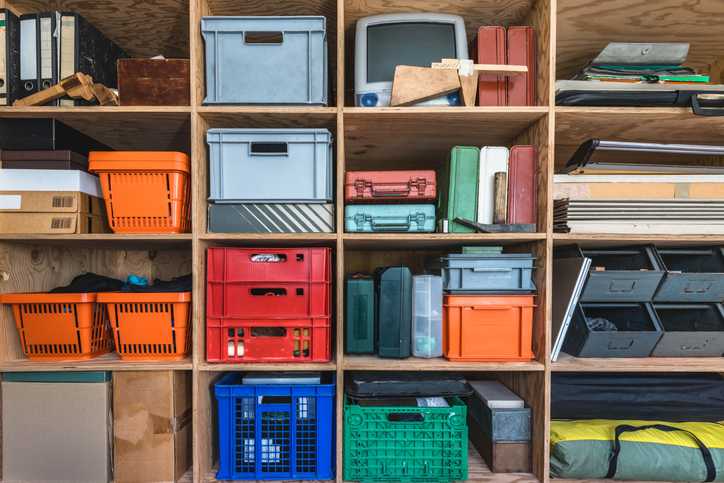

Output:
xmin=0 ymin=0 xmax=720 ymax=482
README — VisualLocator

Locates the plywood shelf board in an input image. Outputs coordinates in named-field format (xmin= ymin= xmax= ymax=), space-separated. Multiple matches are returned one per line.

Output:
xmin=0 ymin=352 xmax=193 ymax=371
xmin=343 ymin=354 xmax=545 ymax=371
xmin=343 ymin=233 xmax=546 ymax=250
xmin=552 ymin=352 xmax=724 ymax=372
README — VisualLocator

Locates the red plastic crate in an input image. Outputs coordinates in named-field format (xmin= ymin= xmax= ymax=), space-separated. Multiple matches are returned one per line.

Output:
xmin=207 ymin=247 xmax=331 ymax=283
xmin=207 ymin=317 xmax=331 ymax=362
xmin=207 ymin=247 xmax=332 ymax=318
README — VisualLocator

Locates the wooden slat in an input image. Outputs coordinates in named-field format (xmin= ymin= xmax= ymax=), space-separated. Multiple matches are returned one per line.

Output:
xmin=0 ymin=353 xmax=192 ymax=372
xmin=343 ymin=355 xmax=544 ymax=372
xmin=343 ymin=233 xmax=545 ymax=250
xmin=552 ymin=352 xmax=724 ymax=372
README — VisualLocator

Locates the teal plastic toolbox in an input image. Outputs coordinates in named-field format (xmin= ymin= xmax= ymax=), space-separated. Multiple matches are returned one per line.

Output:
xmin=374 ymin=266 xmax=412 ymax=358
xmin=436 ymin=146 xmax=480 ymax=233
xmin=344 ymin=204 xmax=435 ymax=232
xmin=345 ymin=274 xmax=376 ymax=354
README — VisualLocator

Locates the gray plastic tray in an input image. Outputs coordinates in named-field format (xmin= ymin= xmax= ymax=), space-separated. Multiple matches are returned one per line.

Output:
xmin=201 ymin=16 xmax=328 ymax=106
xmin=651 ymin=303 xmax=724 ymax=357
xmin=653 ymin=247 xmax=724 ymax=302
xmin=424 ymin=254 xmax=536 ymax=293
xmin=207 ymin=128 xmax=333 ymax=203
xmin=562 ymin=302 xmax=663 ymax=358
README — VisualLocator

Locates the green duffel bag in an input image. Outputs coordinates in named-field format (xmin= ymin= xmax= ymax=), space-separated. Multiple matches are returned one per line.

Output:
xmin=551 ymin=419 xmax=724 ymax=481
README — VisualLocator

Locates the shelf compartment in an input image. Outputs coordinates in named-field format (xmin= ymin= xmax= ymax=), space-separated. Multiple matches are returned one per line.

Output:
xmin=553 ymin=233 xmax=724 ymax=248
xmin=555 ymin=107 xmax=724 ymax=168
xmin=0 ymin=107 xmax=191 ymax=153
xmin=552 ymin=352 xmax=724 ymax=372
xmin=344 ymin=107 xmax=548 ymax=170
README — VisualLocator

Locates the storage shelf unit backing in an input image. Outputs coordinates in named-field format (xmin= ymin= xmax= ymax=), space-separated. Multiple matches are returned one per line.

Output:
xmin=0 ymin=0 xmax=721 ymax=482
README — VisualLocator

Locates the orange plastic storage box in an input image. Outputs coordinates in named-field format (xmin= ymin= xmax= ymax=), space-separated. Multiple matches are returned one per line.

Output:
xmin=443 ymin=294 xmax=536 ymax=362
xmin=88 ymin=151 xmax=191 ymax=233
xmin=0 ymin=292 xmax=114 ymax=360
xmin=97 ymin=292 xmax=192 ymax=361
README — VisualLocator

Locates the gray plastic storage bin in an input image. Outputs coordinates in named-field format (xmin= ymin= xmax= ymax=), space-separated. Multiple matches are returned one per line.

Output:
xmin=653 ymin=247 xmax=724 ymax=302
xmin=464 ymin=395 xmax=530 ymax=442
xmin=424 ymin=254 xmax=536 ymax=293
xmin=201 ymin=16 xmax=328 ymax=106
xmin=651 ymin=303 xmax=724 ymax=357
xmin=562 ymin=302 xmax=664 ymax=358
xmin=555 ymin=244 xmax=664 ymax=302
xmin=207 ymin=129 xmax=333 ymax=203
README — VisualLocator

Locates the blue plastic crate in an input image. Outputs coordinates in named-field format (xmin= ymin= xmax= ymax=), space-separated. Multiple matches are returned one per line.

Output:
xmin=215 ymin=372 xmax=336 ymax=480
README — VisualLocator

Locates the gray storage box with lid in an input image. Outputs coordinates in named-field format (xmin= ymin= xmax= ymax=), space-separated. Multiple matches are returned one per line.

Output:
xmin=562 ymin=302 xmax=664 ymax=358
xmin=207 ymin=128 xmax=333 ymax=203
xmin=424 ymin=254 xmax=536 ymax=293
xmin=653 ymin=247 xmax=724 ymax=302
xmin=464 ymin=396 xmax=530 ymax=442
xmin=201 ymin=16 xmax=328 ymax=106
xmin=651 ymin=303 xmax=724 ymax=357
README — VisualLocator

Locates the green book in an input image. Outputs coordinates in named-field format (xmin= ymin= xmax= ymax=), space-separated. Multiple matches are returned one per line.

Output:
xmin=436 ymin=146 xmax=480 ymax=234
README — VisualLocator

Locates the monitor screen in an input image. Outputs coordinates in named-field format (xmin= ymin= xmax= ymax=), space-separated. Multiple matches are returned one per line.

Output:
xmin=366 ymin=22 xmax=457 ymax=83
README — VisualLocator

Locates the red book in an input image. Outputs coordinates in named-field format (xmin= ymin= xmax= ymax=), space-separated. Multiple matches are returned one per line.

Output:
xmin=470 ymin=26 xmax=506 ymax=106
xmin=507 ymin=145 xmax=538 ymax=224
xmin=507 ymin=26 xmax=537 ymax=106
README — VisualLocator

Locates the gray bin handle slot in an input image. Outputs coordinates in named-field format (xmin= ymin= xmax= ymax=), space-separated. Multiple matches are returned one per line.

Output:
xmin=249 ymin=142 xmax=289 ymax=155
xmin=243 ymin=31 xmax=284 ymax=45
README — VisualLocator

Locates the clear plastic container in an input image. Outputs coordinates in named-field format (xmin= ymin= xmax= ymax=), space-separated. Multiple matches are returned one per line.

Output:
xmin=411 ymin=275 xmax=443 ymax=358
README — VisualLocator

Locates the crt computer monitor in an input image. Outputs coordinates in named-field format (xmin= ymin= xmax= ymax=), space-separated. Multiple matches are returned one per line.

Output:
xmin=355 ymin=13 xmax=469 ymax=107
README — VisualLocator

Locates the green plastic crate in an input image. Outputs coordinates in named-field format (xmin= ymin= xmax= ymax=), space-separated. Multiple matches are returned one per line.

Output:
xmin=436 ymin=147 xmax=480 ymax=234
xmin=343 ymin=396 xmax=468 ymax=482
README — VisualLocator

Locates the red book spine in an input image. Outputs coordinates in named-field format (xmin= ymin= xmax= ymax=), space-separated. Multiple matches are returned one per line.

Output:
xmin=470 ymin=26 xmax=507 ymax=106
xmin=507 ymin=26 xmax=537 ymax=106
xmin=507 ymin=145 xmax=538 ymax=224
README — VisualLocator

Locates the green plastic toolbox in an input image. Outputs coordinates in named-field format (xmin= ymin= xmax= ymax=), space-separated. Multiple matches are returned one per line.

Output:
xmin=345 ymin=273 xmax=376 ymax=354
xmin=436 ymin=146 xmax=480 ymax=233
xmin=343 ymin=396 xmax=469 ymax=482
xmin=374 ymin=266 xmax=412 ymax=358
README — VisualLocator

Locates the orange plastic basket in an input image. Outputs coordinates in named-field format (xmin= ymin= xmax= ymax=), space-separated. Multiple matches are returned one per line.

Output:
xmin=97 ymin=292 xmax=192 ymax=361
xmin=443 ymin=294 xmax=537 ymax=362
xmin=88 ymin=151 xmax=191 ymax=234
xmin=0 ymin=292 xmax=113 ymax=360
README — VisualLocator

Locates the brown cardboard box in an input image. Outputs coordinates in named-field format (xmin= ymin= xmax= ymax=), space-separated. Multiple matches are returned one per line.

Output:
xmin=468 ymin=414 xmax=531 ymax=473
xmin=113 ymin=371 xmax=193 ymax=483
xmin=118 ymin=59 xmax=191 ymax=106
xmin=2 ymin=375 xmax=113 ymax=482
xmin=0 ymin=212 xmax=111 ymax=233
xmin=0 ymin=190 xmax=107 ymax=216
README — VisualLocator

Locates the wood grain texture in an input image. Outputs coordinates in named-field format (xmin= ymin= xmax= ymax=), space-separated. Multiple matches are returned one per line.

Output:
xmin=344 ymin=233 xmax=546 ymax=250
xmin=195 ymin=370 xmax=224 ymax=483
xmin=0 ymin=235 xmax=191 ymax=250
xmin=344 ymin=107 xmax=547 ymax=169
xmin=200 ymin=0 xmax=337 ymax=107
xmin=524 ymin=0 xmax=552 ymax=107
xmin=6 ymin=0 xmax=189 ymax=58
xmin=553 ymin=233 xmax=724 ymax=247
xmin=0 ymin=107 xmax=191 ymax=153
xmin=556 ymin=0 xmax=724 ymax=80
xmin=554 ymin=107 xmax=724 ymax=168
xmin=199 ymin=108 xmax=337 ymax=130
xmin=552 ymin=352 xmax=724 ymax=371
xmin=0 ymin=352 xmax=192 ymax=371
xmin=343 ymin=0 xmax=538 ymax=104
xmin=343 ymin=354 xmax=544 ymax=371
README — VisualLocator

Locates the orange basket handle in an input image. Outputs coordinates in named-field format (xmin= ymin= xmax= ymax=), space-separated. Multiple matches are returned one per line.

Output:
xmin=472 ymin=305 xmax=513 ymax=310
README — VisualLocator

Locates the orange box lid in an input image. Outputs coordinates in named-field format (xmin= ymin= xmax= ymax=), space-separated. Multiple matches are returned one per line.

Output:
xmin=96 ymin=292 xmax=191 ymax=303
xmin=88 ymin=151 xmax=190 ymax=174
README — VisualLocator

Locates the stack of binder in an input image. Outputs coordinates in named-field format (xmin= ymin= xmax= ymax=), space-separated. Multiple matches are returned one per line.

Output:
xmin=1 ymin=9 xmax=129 ymax=106
xmin=554 ymin=139 xmax=724 ymax=234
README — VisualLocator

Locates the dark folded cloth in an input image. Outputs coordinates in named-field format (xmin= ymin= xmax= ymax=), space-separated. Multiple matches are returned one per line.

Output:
xmin=49 ymin=273 xmax=124 ymax=293
xmin=120 ymin=273 xmax=192 ymax=293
